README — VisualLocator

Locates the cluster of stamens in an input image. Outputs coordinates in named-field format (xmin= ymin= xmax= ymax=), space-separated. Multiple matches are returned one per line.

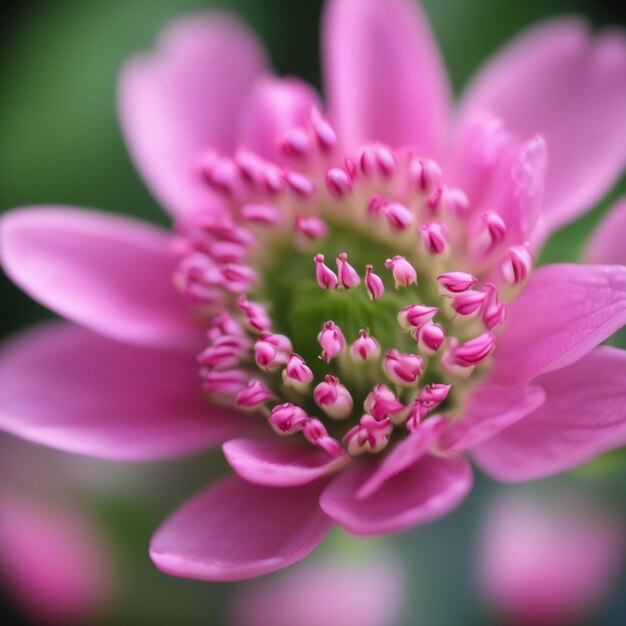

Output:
xmin=172 ymin=106 xmax=533 ymax=462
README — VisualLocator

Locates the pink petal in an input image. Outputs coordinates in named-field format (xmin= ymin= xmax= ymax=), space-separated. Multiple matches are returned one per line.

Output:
xmin=0 ymin=323 xmax=258 ymax=461
xmin=223 ymin=438 xmax=349 ymax=487
xmin=472 ymin=347 xmax=626 ymax=482
xmin=320 ymin=455 xmax=472 ymax=535
xmin=150 ymin=476 xmax=332 ymax=581
xmin=0 ymin=207 xmax=200 ymax=349
xmin=322 ymin=0 xmax=451 ymax=156
xmin=587 ymin=196 xmax=626 ymax=265
xmin=118 ymin=13 xmax=268 ymax=218
xmin=459 ymin=20 xmax=626 ymax=234
xmin=440 ymin=384 xmax=546 ymax=452
xmin=239 ymin=76 xmax=320 ymax=162
xmin=0 ymin=490 xmax=111 ymax=623
xmin=232 ymin=553 xmax=405 ymax=626
xmin=356 ymin=416 xmax=447 ymax=500
xmin=492 ymin=264 xmax=626 ymax=385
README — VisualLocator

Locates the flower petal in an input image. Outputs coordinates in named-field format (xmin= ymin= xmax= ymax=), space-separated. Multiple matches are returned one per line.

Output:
xmin=0 ymin=207 xmax=200 ymax=348
xmin=0 ymin=323 xmax=257 ymax=461
xmin=320 ymin=454 xmax=472 ymax=535
xmin=239 ymin=76 xmax=320 ymax=163
xmin=150 ymin=476 xmax=332 ymax=581
xmin=118 ymin=13 xmax=268 ymax=218
xmin=440 ymin=384 xmax=546 ymax=452
xmin=492 ymin=264 xmax=626 ymax=385
xmin=472 ymin=347 xmax=626 ymax=482
xmin=322 ymin=0 xmax=451 ymax=156
xmin=459 ymin=20 xmax=626 ymax=234
xmin=356 ymin=416 xmax=447 ymax=500
xmin=223 ymin=438 xmax=349 ymax=487
xmin=587 ymin=196 xmax=626 ymax=265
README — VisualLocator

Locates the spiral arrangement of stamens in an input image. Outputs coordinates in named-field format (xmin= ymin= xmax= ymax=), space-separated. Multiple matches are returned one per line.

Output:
xmin=173 ymin=107 xmax=532 ymax=460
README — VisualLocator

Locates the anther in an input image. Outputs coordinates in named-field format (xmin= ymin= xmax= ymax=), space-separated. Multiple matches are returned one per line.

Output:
xmin=383 ymin=349 xmax=424 ymax=388
xmin=285 ymin=171 xmax=316 ymax=198
xmin=279 ymin=127 xmax=312 ymax=159
xmin=420 ymin=222 xmax=448 ymax=254
xmin=343 ymin=414 xmax=393 ymax=456
xmin=268 ymin=403 xmax=309 ymax=435
xmin=365 ymin=264 xmax=385 ymax=301
xmin=313 ymin=375 xmax=353 ymax=420
xmin=314 ymin=253 xmax=338 ymax=289
xmin=325 ymin=167 xmax=352 ymax=198
xmin=502 ymin=244 xmax=533 ymax=285
xmin=336 ymin=252 xmax=361 ymax=289
xmin=240 ymin=204 xmax=282 ymax=226
xmin=310 ymin=108 xmax=337 ymax=152
xmin=350 ymin=329 xmax=381 ymax=362
xmin=235 ymin=380 xmax=275 ymax=409
xmin=383 ymin=202 xmax=414 ymax=231
xmin=397 ymin=304 xmax=438 ymax=330
xmin=296 ymin=215 xmax=327 ymax=240
xmin=436 ymin=272 xmax=478 ymax=294
xmin=283 ymin=354 xmax=314 ymax=391
xmin=414 ymin=323 xmax=445 ymax=355
xmin=385 ymin=256 xmax=417 ymax=288
xmin=410 ymin=157 xmax=443 ymax=195
xmin=317 ymin=321 xmax=346 ymax=363
xmin=481 ymin=283 xmax=506 ymax=331
xmin=451 ymin=289 xmax=487 ymax=318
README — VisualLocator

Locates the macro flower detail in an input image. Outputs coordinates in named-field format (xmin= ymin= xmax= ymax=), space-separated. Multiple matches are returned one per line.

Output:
xmin=1 ymin=0 xmax=626 ymax=582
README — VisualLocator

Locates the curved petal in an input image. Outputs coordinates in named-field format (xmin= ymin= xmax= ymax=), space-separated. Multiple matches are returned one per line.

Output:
xmin=223 ymin=438 xmax=349 ymax=487
xmin=492 ymin=264 xmax=626 ymax=385
xmin=587 ymin=196 xmax=626 ymax=265
xmin=0 ymin=207 xmax=201 ymax=348
xmin=118 ymin=12 xmax=268 ymax=218
xmin=0 ymin=323 xmax=257 ymax=461
xmin=238 ymin=76 xmax=320 ymax=163
xmin=472 ymin=347 xmax=626 ymax=482
xmin=440 ymin=384 xmax=546 ymax=452
xmin=150 ymin=476 xmax=332 ymax=581
xmin=356 ymin=416 xmax=446 ymax=500
xmin=320 ymin=454 xmax=472 ymax=535
xmin=322 ymin=0 xmax=451 ymax=156
xmin=459 ymin=20 xmax=626 ymax=234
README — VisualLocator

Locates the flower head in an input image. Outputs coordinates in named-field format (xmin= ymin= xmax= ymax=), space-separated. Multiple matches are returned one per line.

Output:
xmin=1 ymin=0 xmax=626 ymax=583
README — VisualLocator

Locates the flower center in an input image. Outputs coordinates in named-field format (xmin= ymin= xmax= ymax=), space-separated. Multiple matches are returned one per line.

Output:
xmin=173 ymin=108 xmax=532 ymax=459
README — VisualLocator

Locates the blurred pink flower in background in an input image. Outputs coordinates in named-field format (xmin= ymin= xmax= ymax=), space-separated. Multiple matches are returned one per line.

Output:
xmin=476 ymin=492 xmax=625 ymax=625
xmin=231 ymin=552 xmax=405 ymax=626
xmin=1 ymin=0 xmax=626 ymax=582
xmin=0 ymin=437 xmax=112 ymax=624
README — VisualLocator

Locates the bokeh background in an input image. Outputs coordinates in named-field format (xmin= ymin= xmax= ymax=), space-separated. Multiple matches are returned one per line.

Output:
xmin=1 ymin=0 xmax=625 ymax=624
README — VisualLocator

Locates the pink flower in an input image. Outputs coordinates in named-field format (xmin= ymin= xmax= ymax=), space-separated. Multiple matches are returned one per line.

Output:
xmin=1 ymin=0 xmax=626 ymax=582
xmin=231 ymin=553 xmax=406 ymax=626
xmin=476 ymin=492 xmax=625 ymax=625
xmin=0 ymin=437 xmax=112 ymax=624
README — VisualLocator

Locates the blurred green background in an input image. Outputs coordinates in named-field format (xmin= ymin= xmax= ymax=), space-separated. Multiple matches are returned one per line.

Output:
xmin=1 ymin=1 xmax=625 ymax=625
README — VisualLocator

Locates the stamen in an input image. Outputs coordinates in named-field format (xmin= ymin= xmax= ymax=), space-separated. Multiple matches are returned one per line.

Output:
xmin=317 ymin=321 xmax=346 ymax=363
xmin=325 ymin=167 xmax=353 ymax=198
xmin=364 ymin=385 xmax=407 ymax=424
xmin=285 ymin=171 xmax=316 ymax=198
xmin=385 ymin=256 xmax=417 ymax=288
xmin=410 ymin=157 xmax=442 ymax=195
xmin=451 ymin=289 xmax=487 ymax=318
xmin=365 ymin=264 xmax=385 ymax=301
xmin=397 ymin=304 xmax=439 ymax=331
xmin=383 ymin=349 xmax=424 ymax=387
xmin=314 ymin=254 xmax=338 ymax=289
xmin=436 ymin=272 xmax=477 ymax=294
xmin=268 ymin=403 xmax=309 ymax=435
xmin=344 ymin=414 xmax=393 ymax=456
xmin=350 ymin=329 xmax=381 ymax=361
xmin=420 ymin=222 xmax=448 ymax=254
xmin=502 ymin=244 xmax=533 ymax=285
xmin=296 ymin=215 xmax=327 ymax=240
xmin=336 ymin=252 xmax=361 ymax=289
xmin=283 ymin=354 xmax=314 ymax=391
xmin=314 ymin=375 xmax=353 ymax=420
xmin=481 ymin=283 xmax=506 ymax=330
xmin=240 ymin=203 xmax=282 ymax=226
xmin=383 ymin=202 xmax=414 ymax=231
xmin=310 ymin=108 xmax=337 ymax=152
xmin=414 ymin=323 xmax=445 ymax=355
xmin=235 ymin=380 xmax=275 ymax=409
xmin=279 ymin=127 xmax=311 ymax=159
